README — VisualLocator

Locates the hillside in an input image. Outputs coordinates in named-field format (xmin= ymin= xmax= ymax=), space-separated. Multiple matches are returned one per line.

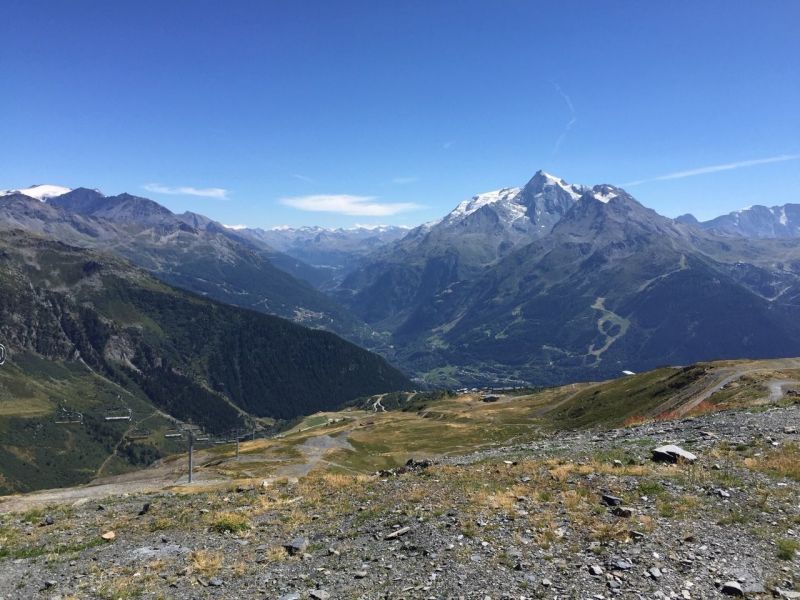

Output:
xmin=0 ymin=230 xmax=410 ymax=493
xmin=1 ymin=357 xmax=798 ymax=598
xmin=0 ymin=190 xmax=379 ymax=347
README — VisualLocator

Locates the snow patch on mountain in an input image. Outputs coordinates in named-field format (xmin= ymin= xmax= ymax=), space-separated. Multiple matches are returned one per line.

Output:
xmin=589 ymin=186 xmax=619 ymax=204
xmin=1 ymin=184 xmax=72 ymax=201
xmin=448 ymin=187 xmax=522 ymax=220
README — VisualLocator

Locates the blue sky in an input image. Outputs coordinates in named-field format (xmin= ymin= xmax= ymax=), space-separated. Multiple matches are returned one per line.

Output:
xmin=2 ymin=1 xmax=798 ymax=227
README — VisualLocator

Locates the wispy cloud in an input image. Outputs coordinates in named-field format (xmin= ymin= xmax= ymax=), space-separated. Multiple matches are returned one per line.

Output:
xmin=623 ymin=154 xmax=800 ymax=186
xmin=442 ymin=140 xmax=455 ymax=150
xmin=552 ymin=83 xmax=576 ymax=155
xmin=391 ymin=176 xmax=418 ymax=185
xmin=291 ymin=173 xmax=315 ymax=183
xmin=280 ymin=194 xmax=422 ymax=217
xmin=143 ymin=183 xmax=229 ymax=199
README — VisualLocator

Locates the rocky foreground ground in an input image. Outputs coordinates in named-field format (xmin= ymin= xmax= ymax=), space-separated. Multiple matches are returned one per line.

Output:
xmin=1 ymin=403 xmax=799 ymax=600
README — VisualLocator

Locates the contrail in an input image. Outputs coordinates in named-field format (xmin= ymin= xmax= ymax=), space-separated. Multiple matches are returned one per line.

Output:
xmin=623 ymin=154 xmax=800 ymax=186
xmin=552 ymin=83 xmax=576 ymax=155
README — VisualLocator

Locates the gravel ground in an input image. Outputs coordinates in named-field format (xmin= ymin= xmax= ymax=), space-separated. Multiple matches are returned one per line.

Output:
xmin=0 ymin=404 xmax=798 ymax=600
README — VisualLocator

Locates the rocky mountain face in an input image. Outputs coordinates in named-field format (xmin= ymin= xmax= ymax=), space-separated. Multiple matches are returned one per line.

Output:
xmin=0 ymin=230 xmax=410 ymax=491
xmin=335 ymin=171 xmax=586 ymax=328
xmin=0 ymin=189 xmax=378 ymax=347
xmin=678 ymin=203 xmax=800 ymax=238
xmin=335 ymin=173 xmax=800 ymax=386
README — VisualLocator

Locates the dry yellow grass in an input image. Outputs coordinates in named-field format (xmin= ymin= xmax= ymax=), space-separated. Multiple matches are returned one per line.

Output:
xmin=206 ymin=510 xmax=251 ymax=534
xmin=745 ymin=443 xmax=800 ymax=481
xmin=263 ymin=545 xmax=290 ymax=562
xmin=189 ymin=549 xmax=223 ymax=576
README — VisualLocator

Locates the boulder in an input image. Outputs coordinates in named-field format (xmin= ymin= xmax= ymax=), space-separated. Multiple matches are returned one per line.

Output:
xmin=652 ymin=444 xmax=697 ymax=463
xmin=283 ymin=536 xmax=308 ymax=556
xmin=721 ymin=581 xmax=744 ymax=596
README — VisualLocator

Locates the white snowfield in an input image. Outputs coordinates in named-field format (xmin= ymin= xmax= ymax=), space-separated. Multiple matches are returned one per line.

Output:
xmin=0 ymin=184 xmax=71 ymax=201
xmin=441 ymin=171 xmax=619 ymax=229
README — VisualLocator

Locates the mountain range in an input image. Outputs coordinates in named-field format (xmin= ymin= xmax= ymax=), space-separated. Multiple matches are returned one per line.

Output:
xmin=0 ymin=187 xmax=383 ymax=348
xmin=678 ymin=203 xmax=800 ymax=238
xmin=334 ymin=171 xmax=800 ymax=385
xmin=3 ymin=172 xmax=800 ymax=389
xmin=241 ymin=225 xmax=408 ymax=278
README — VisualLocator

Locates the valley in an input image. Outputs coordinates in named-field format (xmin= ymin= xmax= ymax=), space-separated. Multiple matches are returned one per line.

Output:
xmin=3 ymin=356 xmax=797 ymax=510
xmin=0 ymin=230 xmax=408 ymax=494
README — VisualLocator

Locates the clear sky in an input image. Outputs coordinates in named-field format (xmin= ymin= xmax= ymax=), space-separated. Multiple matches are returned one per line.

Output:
xmin=2 ymin=0 xmax=798 ymax=227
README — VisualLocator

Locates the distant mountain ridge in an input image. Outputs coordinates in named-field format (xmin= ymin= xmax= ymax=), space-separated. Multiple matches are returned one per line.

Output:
xmin=678 ymin=203 xmax=800 ymax=238
xmin=237 ymin=224 xmax=409 ymax=280
xmin=0 ymin=187 xmax=380 ymax=347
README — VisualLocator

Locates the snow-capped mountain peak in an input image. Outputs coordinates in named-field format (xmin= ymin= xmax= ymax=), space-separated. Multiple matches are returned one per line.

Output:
xmin=587 ymin=184 xmax=620 ymax=204
xmin=522 ymin=170 xmax=586 ymax=201
xmin=1 ymin=184 xmax=72 ymax=201
xmin=433 ymin=170 xmax=589 ymax=236
xmin=447 ymin=187 xmax=522 ymax=220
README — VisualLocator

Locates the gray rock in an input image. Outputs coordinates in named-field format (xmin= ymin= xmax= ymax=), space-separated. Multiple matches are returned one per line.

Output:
xmin=652 ymin=444 xmax=697 ymax=463
xmin=648 ymin=567 xmax=662 ymax=579
xmin=309 ymin=591 xmax=330 ymax=600
xmin=208 ymin=577 xmax=223 ymax=587
xmin=589 ymin=565 xmax=604 ymax=576
xmin=601 ymin=494 xmax=623 ymax=506
xmin=384 ymin=526 xmax=411 ymax=540
xmin=283 ymin=536 xmax=308 ymax=556
xmin=612 ymin=506 xmax=633 ymax=518
xmin=721 ymin=581 xmax=744 ymax=596
xmin=277 ymin=593 xmax=301 ymax=600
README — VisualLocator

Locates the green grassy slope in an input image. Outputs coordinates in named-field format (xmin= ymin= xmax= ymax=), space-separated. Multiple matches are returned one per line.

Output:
xmin=0 ymin=230 xmax=410 ymax=493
